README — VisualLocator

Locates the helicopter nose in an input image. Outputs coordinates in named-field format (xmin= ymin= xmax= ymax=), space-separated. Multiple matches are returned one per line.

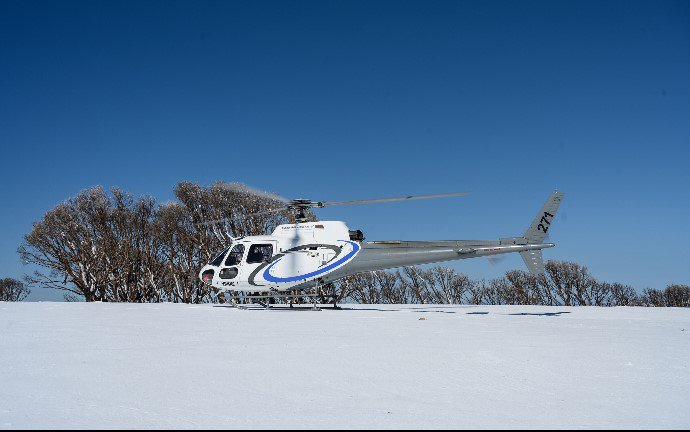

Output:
xmin=200 ymin=268 xmax=215 ymax=285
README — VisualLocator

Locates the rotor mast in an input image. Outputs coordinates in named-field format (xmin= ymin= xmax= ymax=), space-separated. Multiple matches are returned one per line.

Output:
xmin=289 ymin=199 xmax=324 ymax=222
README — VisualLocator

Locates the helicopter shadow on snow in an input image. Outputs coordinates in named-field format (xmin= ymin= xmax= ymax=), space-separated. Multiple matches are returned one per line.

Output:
xmin=507 ymin=311 xmax=572 ymax=317
xmin=212 ymin=304 xmax=572 ymax=316
xmin=340 ymin=306 xmax=572 ymax=317
xmin=212 ymin=304 xmax=342 ymax=312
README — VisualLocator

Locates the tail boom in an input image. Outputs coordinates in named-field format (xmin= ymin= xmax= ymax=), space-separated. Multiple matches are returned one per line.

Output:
xmin=320 ymin=192 xmax=565 ymax=282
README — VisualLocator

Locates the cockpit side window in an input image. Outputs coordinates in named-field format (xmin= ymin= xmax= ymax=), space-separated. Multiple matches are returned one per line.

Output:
xmin=224 ymin=244 xmax=245 ymax=266
xmin=210 ymin=246 xmax=230 ymax=267
xmin=247 ymin=244 xmax=273 ymax=264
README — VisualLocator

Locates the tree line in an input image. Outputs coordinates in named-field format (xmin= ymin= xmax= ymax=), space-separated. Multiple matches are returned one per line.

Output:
xmin=4 ymin=182 xmax=687 ymax=307
xmin=328 ymin=264 xmax=690 ymax=307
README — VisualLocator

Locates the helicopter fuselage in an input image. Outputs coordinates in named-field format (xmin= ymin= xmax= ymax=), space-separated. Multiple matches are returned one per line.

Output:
xmin=200 ymin=221 xmax=362 ymax=293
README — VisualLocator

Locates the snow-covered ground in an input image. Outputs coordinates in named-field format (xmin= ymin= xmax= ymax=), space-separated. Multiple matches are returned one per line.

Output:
xmin=1 ymin=302 xmax=688 ymax=429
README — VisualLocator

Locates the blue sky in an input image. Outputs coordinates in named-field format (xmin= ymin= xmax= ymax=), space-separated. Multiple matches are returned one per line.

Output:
xmin=1 ymin=0 xmax=689 ymax=300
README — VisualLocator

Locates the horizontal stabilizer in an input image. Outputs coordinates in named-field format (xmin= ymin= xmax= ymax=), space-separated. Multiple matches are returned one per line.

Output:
xmin=520 ymin=249 xmax=545 ymax=275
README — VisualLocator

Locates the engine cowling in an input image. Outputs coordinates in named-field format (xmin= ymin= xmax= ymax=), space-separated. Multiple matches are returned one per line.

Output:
xmin=349 ymin=229 xmax=365 ymax=242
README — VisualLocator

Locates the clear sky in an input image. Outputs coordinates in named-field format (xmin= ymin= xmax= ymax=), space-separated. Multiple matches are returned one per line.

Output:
xmin=1 ymin=0 xmax=689 ymax=301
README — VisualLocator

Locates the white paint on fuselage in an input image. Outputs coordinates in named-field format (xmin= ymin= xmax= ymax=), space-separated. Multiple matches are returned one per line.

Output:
xmin=199 ymin=221 xmax=358 ymax=293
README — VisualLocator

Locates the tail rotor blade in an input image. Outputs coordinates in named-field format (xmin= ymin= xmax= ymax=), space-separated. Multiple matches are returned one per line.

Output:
xmin=487 ymin=255 xmax=508 ymax=266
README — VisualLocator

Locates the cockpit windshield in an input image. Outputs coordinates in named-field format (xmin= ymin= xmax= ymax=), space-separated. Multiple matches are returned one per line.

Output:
xmin=224 ymin=244 xmax=245 ymax=266
xmin=209 ymin=246 xmax=231 ymax=266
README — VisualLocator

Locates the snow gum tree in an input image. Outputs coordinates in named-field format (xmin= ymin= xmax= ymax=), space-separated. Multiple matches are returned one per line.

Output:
xmin=334 ymin=261 xmax=651 ymax=307
xmin=0 ymin=278 xmax=30 ymax=301
xmin=19 ymin=182 xmax=302 ymax=303
xmin=663 ymin=284 xmax=690 ymax=307
xmin=640 ymin=284 xmax=690 ymax=307
xmin=339 ymin=267 xmax=474 ymax=305
xmin=18 ymin=186 xmax=162 ymax=302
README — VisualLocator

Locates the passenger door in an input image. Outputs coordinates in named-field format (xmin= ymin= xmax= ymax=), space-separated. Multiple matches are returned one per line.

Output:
xmin=239 ymin=242 xmax=277 ymax=288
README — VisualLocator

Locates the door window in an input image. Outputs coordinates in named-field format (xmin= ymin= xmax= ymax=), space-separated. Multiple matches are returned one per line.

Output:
xmin=246 ymin=244 xmax=273 ymax=264
xmin=219 ymin=267 xmax=238 ymax=279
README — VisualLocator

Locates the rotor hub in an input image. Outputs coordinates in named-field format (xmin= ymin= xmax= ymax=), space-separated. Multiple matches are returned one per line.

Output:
xmin=288 ymin=199 xmax=324 ymax=210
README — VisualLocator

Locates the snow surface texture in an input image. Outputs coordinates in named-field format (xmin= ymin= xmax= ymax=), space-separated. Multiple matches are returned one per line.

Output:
xmin=1 ymin=302 xmax=689 ymax=429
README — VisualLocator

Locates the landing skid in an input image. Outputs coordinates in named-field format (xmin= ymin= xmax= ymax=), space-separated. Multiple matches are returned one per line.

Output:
xmin=220 ymin=286 xmax=339 ymax=311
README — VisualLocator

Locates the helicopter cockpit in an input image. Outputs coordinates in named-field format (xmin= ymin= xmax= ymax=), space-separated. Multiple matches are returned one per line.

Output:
xmin=201 ymin=239 xmax=277 ymax=286
xmin=218 ymin=243 xmax=244 ymax=280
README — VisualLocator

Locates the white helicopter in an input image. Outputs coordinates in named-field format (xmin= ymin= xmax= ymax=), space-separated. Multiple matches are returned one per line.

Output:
xmin=199 ymin=186 xmax=564 ymax=308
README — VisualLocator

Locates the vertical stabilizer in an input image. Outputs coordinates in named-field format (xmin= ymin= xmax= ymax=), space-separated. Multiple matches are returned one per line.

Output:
xmin=524 ymin=191 xmax=564 ymax=244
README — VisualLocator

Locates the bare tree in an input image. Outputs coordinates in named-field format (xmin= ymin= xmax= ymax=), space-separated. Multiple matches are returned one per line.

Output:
xmin=593 ymin=282 xmax=640 ymax=306
xmin=663 ymin=284 xmax=690 ymax=307
xmin=18 ymin=182 xmax=305 ymax=303
xmin=104 ymin=189 xmax=162 ymax=302
xmin=18 ymin=187 xmax=162 ymax=302
xmin=507 ymin=270 xmax=559 ymax=305
xmin=343 ymin=273 xmax=382 ymax=304
xmin=19 ymin=186 xmax=118 ymax=302
xmin=376 ymin=271 xmax=408 ymax=304
xmin=0 ymin=278 xmax=30 ymax=301
xmin=637 ymin=284 xmax=690 ymax=307
xmin=466 ymin=279 xmax=487 ymax=305
xmin=539 ymin=261 xmax=600 ymax=306
xmin=399 ymin=266 xmax=431 ymax=304
xmin=424 ymin=266 xmax=474 ymax=304
xmin=640 ymin=288 xmax=665 ymax=307
xmin=479 ymin=278 xmax=508 ymax=305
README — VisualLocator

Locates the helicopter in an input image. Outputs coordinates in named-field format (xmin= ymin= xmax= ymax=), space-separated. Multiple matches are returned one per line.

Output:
xmin=198 ymin=186 xmax=564 ymax=308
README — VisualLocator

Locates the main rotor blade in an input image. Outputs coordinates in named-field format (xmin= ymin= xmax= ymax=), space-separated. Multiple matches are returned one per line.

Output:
xmin=320 ymin=191 xmax=470 ymax=207
xmin=199 ymin=207 xmax=287 ymax=227
xmin=217 ymin=182 xmax=291 ymax=204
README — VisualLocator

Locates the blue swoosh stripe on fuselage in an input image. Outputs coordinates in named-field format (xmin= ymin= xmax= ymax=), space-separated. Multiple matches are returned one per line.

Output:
xmin=262 ymin=240 xmax=360 ymax=283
